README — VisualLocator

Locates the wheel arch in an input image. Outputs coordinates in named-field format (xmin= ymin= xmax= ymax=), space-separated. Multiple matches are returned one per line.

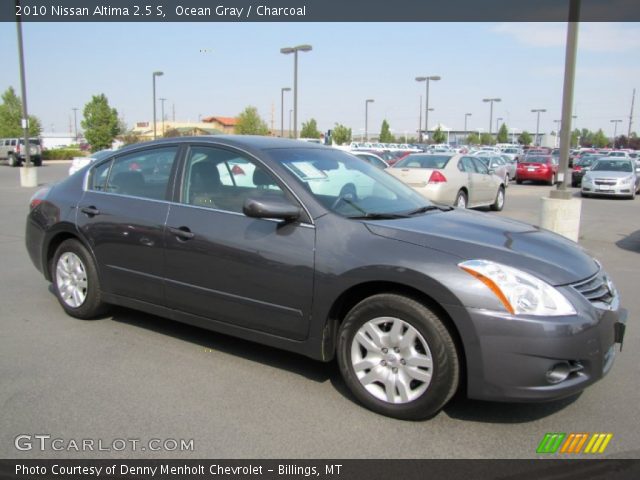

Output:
xmin=43 ymin=227 xmax=96 ymax=282
xmin=321 ymin=280 xmax=467 ymax=390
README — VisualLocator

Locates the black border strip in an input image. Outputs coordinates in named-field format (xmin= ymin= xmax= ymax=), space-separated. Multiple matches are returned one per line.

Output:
xmin=2 ymin=0 xmax=640 ymax=22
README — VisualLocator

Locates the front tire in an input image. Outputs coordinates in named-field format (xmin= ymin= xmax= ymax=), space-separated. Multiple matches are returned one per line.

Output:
xmin=52 ymin=239 xmax=107 ymax=319
xmin=8 ymin=154 xmax=18 ymax=167
xmin=336 ymin=294 xmax=460 ymax=420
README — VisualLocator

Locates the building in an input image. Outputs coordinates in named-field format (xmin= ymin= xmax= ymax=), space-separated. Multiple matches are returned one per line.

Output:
xmin=129 ymin=121 xmax=223 ymax=141
xmin=201 ymin=116 xmax=238 ymax=134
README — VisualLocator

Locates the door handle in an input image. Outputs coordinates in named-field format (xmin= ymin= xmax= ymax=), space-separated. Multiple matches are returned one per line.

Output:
xmin=168 ymin=226 xmax=195 ymax=240
xmin=80 ymin=206 xmax=100 ymax=216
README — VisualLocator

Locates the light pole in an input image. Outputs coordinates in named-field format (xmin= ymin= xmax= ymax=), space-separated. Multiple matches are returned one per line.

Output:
xmin=72 ymin=107 xmax=79 ymax=143
xmin=364 ymin=99 xmax=374 ymax=142
xmin=418 ymin=95 xmax=422 ymax=142
xmin=610 ymin=119 xmax=622 ymax=147
xmin=483 ymin=98 xmax=501 ymax=135
xmin=152 ymin=71 xmax=163 ymax=140
xmin=510 ymin=128 xmax=519 ymax=144
xmin=416 ymin=75 xmax=441 ymax=143
xmin=464 ymin=113 xmax=472 ymax=135
xmin=554 ymin=119 xmax=561 ymax=147
xmin=531 ymin=108 xmax=546 ymax=146
xmin=280 ymin=44 xmax=312 ymax=139
xmin=288 ymin=109 xmax=293 ymax=138
xmin=496 ymin=117 xmax=503 ymax=135
xmin=280 ymin=87 xmax=291 ymax=137
xmin=159 ymin=98 xmax=166 ymax=136
xmin=476 ymin=128 xmax=484 ymax=145
xmin=15 ymin=4 xmax=33 ymax=178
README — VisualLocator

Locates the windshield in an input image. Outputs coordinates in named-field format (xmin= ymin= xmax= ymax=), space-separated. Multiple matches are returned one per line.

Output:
xmin=268 ymin=148 xmax=432 ymax=218
xmin=394 ymin=154 xmax=452 ymax=169
xmin=591 ymin=160 xmax=633 ymax=172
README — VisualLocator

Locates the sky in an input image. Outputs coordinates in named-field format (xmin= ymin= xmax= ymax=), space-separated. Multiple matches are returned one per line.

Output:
xmin=1 ymin=21 xmax=639 ymax=140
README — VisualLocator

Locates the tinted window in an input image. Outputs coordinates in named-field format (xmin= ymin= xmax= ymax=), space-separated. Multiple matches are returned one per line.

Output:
xmin=101 ymin=147 xmax=178 ymax=199
xmin=181 ymin=146 xmax=286 ymax=214
xmin=471 ymin=158 xmax=489 ymax=174
xmin=90 ymin=160 xmax=113 ymax=192
xmin=591 ymin=160 xmax=633 ymax=172
xmin=394 ymin=155 xmax=451 ymax=169
xmin=459 ymin=157 xmax=478 ymax=173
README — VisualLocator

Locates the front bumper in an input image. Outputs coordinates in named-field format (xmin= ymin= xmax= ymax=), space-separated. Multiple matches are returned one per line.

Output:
xmin=582 ymin=182 xmax=634 ymax=196
xmin=448 ymin=288 xmax=627 ymax=403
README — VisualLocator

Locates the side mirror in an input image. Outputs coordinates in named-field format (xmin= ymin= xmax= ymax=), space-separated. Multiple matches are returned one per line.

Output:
xmin=243 ymin=197 xmax=301 ymax=221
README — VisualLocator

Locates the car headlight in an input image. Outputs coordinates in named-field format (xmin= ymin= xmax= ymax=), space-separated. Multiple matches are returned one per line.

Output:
xmin=459 ymin=260 xmax=576 ymax=316
xmin=619 ymin=176 xmax=633 ymax=185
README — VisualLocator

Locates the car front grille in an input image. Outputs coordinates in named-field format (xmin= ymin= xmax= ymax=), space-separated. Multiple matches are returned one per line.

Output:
xmin=571 ymin=271 xmax=615 ymax=305
xmin=594 ymin=179 xmax=617 ymax=186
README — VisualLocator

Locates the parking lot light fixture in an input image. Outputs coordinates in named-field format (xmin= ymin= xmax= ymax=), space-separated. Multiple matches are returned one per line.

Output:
xmin=280 ymin=45 xmax=312 ymax=139
xmin=531 ymin=109 xmax=546 ymax=146
xmin=416 ymin=76 xmax=441 ymax=142
xmin=483 ymin=98 xmax=501 ymax=136
xmin=610 ymin=119 xmax=622 ymax=147
xmin=152 ymin=71 xmax=164 ymax=140
xmin=464 ymin=113 xmax=472 ymax=134
xmin=365 ymin=99 xmax=374 ymax=142
xmin=280 ymin=87 xmax=291 ymax=137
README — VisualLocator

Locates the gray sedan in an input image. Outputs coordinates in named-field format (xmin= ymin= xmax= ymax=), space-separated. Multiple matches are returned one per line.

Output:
xmin=26 ymin=136 xmax=626 ymax=420
xmin=581 ymin=158 xmax=639 ymax=199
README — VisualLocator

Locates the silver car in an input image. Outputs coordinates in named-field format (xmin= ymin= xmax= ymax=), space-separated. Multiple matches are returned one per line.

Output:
xmin=581 ymin=159 xmax=639 ymax=199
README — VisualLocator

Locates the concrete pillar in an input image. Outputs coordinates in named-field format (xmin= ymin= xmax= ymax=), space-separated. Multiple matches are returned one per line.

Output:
xmin=539 ymin=196 xmax=582 ymax=242
xmin=19 ymin=166 xmax=38 ymax=187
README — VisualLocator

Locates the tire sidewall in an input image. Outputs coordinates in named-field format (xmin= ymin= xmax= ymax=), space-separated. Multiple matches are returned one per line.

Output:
xmin=337 ymin=294 xmax=459 ymax=420
xmin=455 ymin=191 xmax=467 ymax=208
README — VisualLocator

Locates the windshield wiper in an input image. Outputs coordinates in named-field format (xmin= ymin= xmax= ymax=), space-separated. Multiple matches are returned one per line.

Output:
xmin=349 ymin=212 xmax=410 ymax=220
xmin=407 ymin=205 xmax=453 ymax=215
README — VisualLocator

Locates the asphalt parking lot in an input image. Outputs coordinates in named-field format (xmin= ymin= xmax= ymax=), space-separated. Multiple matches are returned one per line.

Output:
xmin=0 ymin=162 xmax=638 ymax=459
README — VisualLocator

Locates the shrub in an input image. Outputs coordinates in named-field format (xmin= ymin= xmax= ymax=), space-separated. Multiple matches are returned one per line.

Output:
xmin=42 ymin=149 xmax=86 ymax=160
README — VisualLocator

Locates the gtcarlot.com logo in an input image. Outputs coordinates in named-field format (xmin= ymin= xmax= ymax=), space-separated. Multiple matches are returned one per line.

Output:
xmin=537 ymin=432 xmax=613 ymax=454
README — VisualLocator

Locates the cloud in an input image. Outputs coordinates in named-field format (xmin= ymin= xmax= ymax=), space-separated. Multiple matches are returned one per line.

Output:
xmin=492 ymin=23 xmax=640 ymax=53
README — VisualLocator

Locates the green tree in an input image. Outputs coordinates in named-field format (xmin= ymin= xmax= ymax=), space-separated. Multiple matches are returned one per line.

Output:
xmin=518 ymin=131 xmax=533 ymax=145
xmin=591 ymin=129 xmax=608 ymax=148
xmin=379 ymin=119 xmax=395 ymax=143
xmin=120 ymin=132 xmax=142 ymax=146
xmin=235 ymin=106 xmax=269 ymax=135
xmin=331 ymin=123 xmax=352 ymax=145
xmin=300 ymin=118 xmax=321 ymax=138
xmin=432 ymin=126 xmax=446 ymax=144
xmin=81 ymin=94 xmax=120 ymax=152
xmin=496 ymin=123 xmax=509 ymax=143
xmin=480 ymin=132 xmax=495 ymax=145
xmin=579 ymin=128 xmax=593 ymax=147
xmin=163 ymin=128 xmax=181 ymax=138
xmin=466 ymin=132 xmax=480 ymax=145
xmin=0 ymin=87 xmax=42 ymax=137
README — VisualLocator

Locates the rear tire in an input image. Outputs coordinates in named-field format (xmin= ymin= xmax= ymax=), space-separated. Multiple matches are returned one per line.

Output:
xmin=336 ymin=294 xmax=460 ymax=420
xmin=490 ymin=186 xmax=505 ymax=211
xmin=548 ymin=174 xmax=556 ymax=186
xmin=454 ymin=190 xmax=467 ymax=209
xmin=51 ymin=239 xmax=108 ymax=319
xmin=8 ymin=154 xmax=18 ymax=167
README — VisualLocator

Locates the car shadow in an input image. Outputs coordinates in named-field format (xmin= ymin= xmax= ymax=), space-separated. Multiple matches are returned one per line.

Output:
xmin=615 ymin=229 xmax=640 ymax=253
xmin=109 ymin=306 xmax=333 ymax=383
xmin=441 ymin=392 xmax=582 ymax=424
xmin=47 ymin=286 xmax=581 ymax=423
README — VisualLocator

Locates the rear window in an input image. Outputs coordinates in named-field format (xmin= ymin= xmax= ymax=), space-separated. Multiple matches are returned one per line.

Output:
xmin=520 ymin=156 xmax=549 ymax=163
xmin=394 ymin=155 xmax=451 ymax=169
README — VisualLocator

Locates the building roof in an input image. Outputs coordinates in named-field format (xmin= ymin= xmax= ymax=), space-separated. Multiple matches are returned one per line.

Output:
xmin=202 ymin=116 xmax=238 ymax=126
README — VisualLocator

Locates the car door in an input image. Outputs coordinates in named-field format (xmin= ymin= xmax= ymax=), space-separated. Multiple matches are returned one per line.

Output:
xmin=470 ymin=157 xmax=495 ymax=203
xmin=163 ymin=144 xmax=315 ymax=341
xmin=77 ymin=145 xmax=181 ymax=305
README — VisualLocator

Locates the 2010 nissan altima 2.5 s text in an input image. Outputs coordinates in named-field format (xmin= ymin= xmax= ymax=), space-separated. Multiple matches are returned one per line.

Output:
xmin=25 ymin=136 xmax=627 ymax=420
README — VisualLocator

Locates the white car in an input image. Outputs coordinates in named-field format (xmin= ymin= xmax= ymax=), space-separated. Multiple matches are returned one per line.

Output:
xmin=68 ymin=150 xmax=114 ymax=176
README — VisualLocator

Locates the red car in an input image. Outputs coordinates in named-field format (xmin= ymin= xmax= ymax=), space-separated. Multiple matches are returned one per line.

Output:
xmin=516 ymin=155 xmax=559 ymax=185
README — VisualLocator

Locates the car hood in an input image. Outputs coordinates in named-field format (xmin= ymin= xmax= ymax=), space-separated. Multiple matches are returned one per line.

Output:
xmin=364 ymin=209 xmax=597 ymax=286
xmin=585 ymin=171 xmax=633 ymax=179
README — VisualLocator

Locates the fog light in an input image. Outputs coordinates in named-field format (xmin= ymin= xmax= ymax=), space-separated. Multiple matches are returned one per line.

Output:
xmin=546 ymin=362 xmax=571 ymax=384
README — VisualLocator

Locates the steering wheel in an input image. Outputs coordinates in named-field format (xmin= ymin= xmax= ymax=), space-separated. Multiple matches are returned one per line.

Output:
xmin=331 ymin=183 xmax=358 ymax=210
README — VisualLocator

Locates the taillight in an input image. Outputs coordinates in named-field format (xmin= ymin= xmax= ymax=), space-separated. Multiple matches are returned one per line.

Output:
xmin=29 ymin=187 xmax=51 ymax=210
xmin=573 ymin=166 xmax=582 ymax=172
xmin=231 ymin=165 xmax=245 ymax=175
xmin=428 ymin=171 xmax=447 ymax=184
xmin=16 ymin=143 xmax=21 ymax=154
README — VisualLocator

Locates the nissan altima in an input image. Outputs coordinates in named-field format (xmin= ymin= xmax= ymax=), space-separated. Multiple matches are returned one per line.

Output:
xmin=26 ymin=136 xmax=626 ymax=420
